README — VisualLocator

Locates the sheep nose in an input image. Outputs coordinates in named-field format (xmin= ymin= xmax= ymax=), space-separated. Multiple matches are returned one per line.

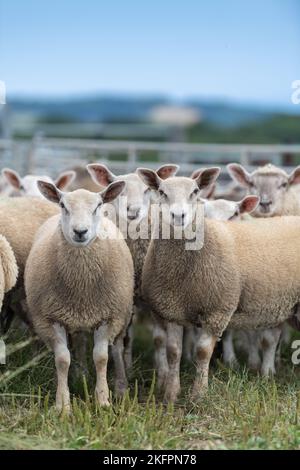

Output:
xmin=73 ymin=228 xmax=88 ymax=239
xmin=259 ymin=200 xmax=272 ymax=208
xmin=171 ymin=211 xmax=185 ymax=224
xmin=127 ymin=207 xmax=140 ymax=220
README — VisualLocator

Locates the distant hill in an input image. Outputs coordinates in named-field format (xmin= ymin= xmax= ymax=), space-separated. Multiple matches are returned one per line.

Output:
xmin=7 ymin=94 xmax=298 ymax=128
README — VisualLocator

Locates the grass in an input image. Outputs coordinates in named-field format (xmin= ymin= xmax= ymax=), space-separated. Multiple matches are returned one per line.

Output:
xmin=1 ymin=323 xmax=300 ymax=450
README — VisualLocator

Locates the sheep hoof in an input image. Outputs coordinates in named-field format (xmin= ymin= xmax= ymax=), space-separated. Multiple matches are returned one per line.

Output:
xmin=95 ymin=389 xmax=110 ymax=407
xmin=56 ymin=401 xmax=71 ymax=415
xmin=163 ymin=384 xmax=180 ymax=403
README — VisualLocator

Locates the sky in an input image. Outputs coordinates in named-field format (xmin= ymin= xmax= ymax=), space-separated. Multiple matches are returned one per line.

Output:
xmin=0 ymin=0 xmax=300 ymax=108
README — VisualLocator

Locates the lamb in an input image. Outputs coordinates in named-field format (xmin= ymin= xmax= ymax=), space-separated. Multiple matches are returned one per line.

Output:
xmin=227 ymin=162 xmax=300 ymax=372
xmin=86 ymin=162 xmax=179 ymax=387
xmin=137 ymin=167 xmax=300 ymax=401
xmin=24 ymin=180 xmax=134 ymax=411
xmin=1 ymin=168 xmax=75 ymax=197
xmin=0 ymin=197 xmax=59 ymax=331
xmin=0 ymin=235 xmax=19 ymax=313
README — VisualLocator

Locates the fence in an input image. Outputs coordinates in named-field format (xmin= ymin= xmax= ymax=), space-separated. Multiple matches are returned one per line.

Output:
xmin=1 ymin=137 xmax=300 ymax=178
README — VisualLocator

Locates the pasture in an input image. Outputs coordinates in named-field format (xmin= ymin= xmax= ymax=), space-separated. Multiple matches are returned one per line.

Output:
xmin=1 ymin=322 xmax=300 ymax=450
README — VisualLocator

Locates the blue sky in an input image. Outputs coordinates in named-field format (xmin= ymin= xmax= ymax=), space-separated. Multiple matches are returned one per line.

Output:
xmin=0 ymin=0 xmax=299 ymax=107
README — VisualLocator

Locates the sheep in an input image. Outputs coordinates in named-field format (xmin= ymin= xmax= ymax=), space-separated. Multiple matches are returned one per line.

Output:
xmin=1 ymin=168 xmax=75 ymax=197
xmin=137 ymin=167 xmax=300 ymax=401
xmin=201 ymin=197 xmax=283 ymax=376
xmin=227 ymin=163 xmax=300 ymax=217
xmin=0 ymin=197 xmax=59 ymax=331
xmin=86 ymin=163 xmax=179 ymax=387
xmin=0 ymin=235 xmax=18 ymax=313
xmin=183 ymin=195 xmax=260 ymax=364
xmin=24 ymin=180 xmax=134 ymax=411
xmin=227 ymin=162 xmax=300 ymax=372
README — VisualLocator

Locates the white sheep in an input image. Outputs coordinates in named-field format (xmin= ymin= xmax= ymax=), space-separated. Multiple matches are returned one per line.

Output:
xmin=86 ymin=163 xmax=179 ymax=390
xmin=183 ymin=195 xmax=260 ymax=364
xmin=227 ymin=162 xmax=300 ymax=372
xmin=1 ymin=168 xmax=75 ymax=197
xmin=0 ymin=197 xmax=59 ymax=332
xmin=0 ymin=234 xmax=18 ymax=314
xmin=138 ymin=167 xmax=300 ymax=401
xmin=25 ymin=180 xmax=134 ymax=411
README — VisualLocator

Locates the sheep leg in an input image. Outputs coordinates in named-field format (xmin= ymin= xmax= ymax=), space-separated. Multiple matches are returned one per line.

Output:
xmin=52 ymin=323 xmax=71 ymax=413
xmin=183 ymin=325 xmax=196 ymax=363
xmin=191 ymin=329 xmax=216 ymax=400
xmin=164 ymin=323 xmax=183 ymax=403
xmin=222 ymin=329 xmax=238 ymax=368
xmin=261 ymin=327 xmax=282 ymax=377
xmin=72 ymin=331 xmax=89 ymax=380
xmin=93 ymin=324 xmax=110 ymax=407
xmin=152 ymin=319 xmax=169 ymax=391
xmin=123 ymin=321 xmax=134 ymax=372
xmin=111 ymin=333 xmax=128 ymax=398
xmin=245 ymin=331 xmax=261 ymax=371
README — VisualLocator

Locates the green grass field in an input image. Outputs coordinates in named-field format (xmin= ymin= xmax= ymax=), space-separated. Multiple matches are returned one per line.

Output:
xmin=1 ymin=322 xmax=300 ymax=450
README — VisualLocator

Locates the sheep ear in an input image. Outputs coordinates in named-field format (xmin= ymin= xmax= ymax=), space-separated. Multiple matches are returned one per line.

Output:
xmin=238 ymin=195 xmax=260 ymax=214
xmin=156 ymin=164 xmax=179 ymax=179
xmin=55 ymin=171 xmax=76 ymax=190
xmin=37 ymin=180 xmax=62 ymax=204
xmin=195 ymin=167 xmax=220 ymax=191
xmin=227 ymin=163 xmax=252 ymax=188
xmin=87 ymin=164 xmax=116 ymax=187
xmin=288 ymin=166 xmax=300 ymax=186
xmin=136 ymin=168 xmax=162 ymax=190
xmin=201 ymin=183 xmax=216 ymax=200
xmin=101 ymin=180 xmax=125 ymax=204
xmin=2 ymin=168 xmax=22 ymax=190
xmin=191 ymin=168 xmax=205 ymax=180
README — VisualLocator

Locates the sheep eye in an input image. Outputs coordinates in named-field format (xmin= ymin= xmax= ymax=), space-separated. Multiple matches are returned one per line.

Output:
xmin=159 ymin=189 xmax=166 ymax=198
xmin=229 ymin=210 xmax=239 ymax=220
xmin=190 ymin=188 xmax=200 ymax=198
xmin=59 ymin=202 xmax=65 ymax=209
xmin=249 ymin=181 xmax=255 ymax=188
xmin=280 ymin=182 xmax=288 ymax=189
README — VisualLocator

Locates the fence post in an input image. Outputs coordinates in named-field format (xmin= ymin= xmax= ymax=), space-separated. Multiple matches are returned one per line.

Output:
xmin=128 ymin=145 xmax=137 ymax=171
xmin=240 ymin=150 xmax=250 ymax=167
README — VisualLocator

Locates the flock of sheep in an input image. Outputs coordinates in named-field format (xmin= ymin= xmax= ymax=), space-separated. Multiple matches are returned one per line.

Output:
xmin=0 ymin=159 xmax=300 ymax=412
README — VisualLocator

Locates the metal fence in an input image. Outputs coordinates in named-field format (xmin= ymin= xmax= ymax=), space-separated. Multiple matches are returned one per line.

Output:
xmin=1 ymin=137 xmax=300 ymax=178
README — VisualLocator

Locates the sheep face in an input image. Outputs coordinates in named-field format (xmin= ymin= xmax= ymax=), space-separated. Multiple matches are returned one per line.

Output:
xmin=37 ymin=181 xmax=125 ymax=247
xmin=87 ymin=164 xmax=179 ymax=225
xmin=204 ymin=196 xmax=259 ymax=221
xmin=137 ymin=167 xmax=220 ymax=229
xmin=227 ymin=163 xmax=300 ymax=217
xmin=2 ymin=169 xmax=75 ymax=198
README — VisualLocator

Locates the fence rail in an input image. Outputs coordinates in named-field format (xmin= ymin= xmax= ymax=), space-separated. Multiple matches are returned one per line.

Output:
xmin=1 ymin=137 xmax=300 ymax=177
